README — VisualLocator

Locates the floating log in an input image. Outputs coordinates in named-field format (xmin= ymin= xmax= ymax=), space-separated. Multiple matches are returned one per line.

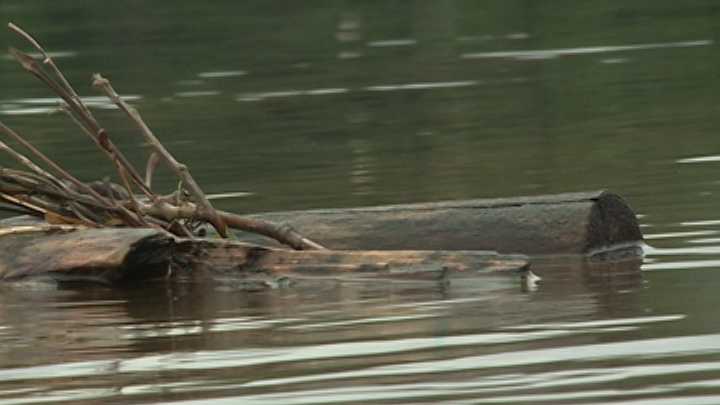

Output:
xmin=0 ymin=190 xmax=643 ymax=285
xmin=0 ymin=224 xmax=529 ymax=285
xmin=239 ymin=190 xmax=643 ymax=256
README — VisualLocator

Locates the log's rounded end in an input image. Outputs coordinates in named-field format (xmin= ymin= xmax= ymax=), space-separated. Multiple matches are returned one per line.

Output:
xmin=585 ymin=191 xmax=644 ymax=253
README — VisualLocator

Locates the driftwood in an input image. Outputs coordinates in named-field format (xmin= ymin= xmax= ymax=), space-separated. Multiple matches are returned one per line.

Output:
xmin=0 ymin=24 xmax=536 ymax=287
xmin=0 ymin=24 xmax=643 ymax=287
xmin=239 ymin=190 xmax=643 ymax=256
xmin=0 ymin=223 xmax=529 ymax=285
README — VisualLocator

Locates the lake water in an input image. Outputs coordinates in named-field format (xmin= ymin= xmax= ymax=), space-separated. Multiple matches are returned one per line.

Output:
xmin=1 ymin=1 xmax=720 ymax=404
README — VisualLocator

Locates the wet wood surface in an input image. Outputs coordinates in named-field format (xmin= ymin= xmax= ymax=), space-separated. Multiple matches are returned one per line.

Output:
xmin=0 ymin=191 xmax=645 ymax=285
xmin=241 ymin=190 xmax=643 ymax=256
xmin=0 ymin=224 xmax=529 ymax=284
xmin=0 ymin=225 xmax=173 ymax=283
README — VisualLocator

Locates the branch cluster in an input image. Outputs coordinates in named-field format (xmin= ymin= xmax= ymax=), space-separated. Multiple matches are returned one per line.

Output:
xmin=0 ymin=23 xmax=325 ymax=250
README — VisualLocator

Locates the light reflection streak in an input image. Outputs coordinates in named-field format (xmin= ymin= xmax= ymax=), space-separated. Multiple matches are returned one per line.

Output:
xmin=0 ymin=51 xmax=77 ymax=61
xmin=0 ymin=95 xmax=142 ymax=115
xmin=462 ymin=39 xmax=712 ymax=60
xmin=242 ymin=334 xmax=720 ymax=388
xmin=174 ymin=91 xmax=221 ymax=98
xmin=235 ymin=81 xmax=481 ymax=102
xmin=236 ymin=88 xmax=348 ymax=102
xmin=365 ymin=80 xmax=479 ymax=91
xmin=197 ymin=70 xmax=246 ymax=79
xmin=643 ymin=260 xmax=720 ymax=271
xmin=677 ymin=155 xmax=720 ymax=163
xmin=680 ymin=220 xmax=720 ymax=226
xmin=644 ymin=230 xmax=719 ymax=240
xmin=367 ymin=39 xmax=417 ymax=47
xmin=644 ymin=246 xmax=720 ymax=255
xmin=688 ymin=238 xmax=720 ymax=245
xmin=502 ymin=314 xmax=685 ymax=331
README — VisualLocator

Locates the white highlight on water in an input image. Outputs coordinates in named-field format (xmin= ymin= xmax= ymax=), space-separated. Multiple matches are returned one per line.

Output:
xmin=197 ymin=70 xmax=247 ymax=79
xmin=367 ymin=39 xmax=417 ymax=47
xmin=677 ymin=155 xmax=720 ymax=163
xmin=462 ymin=39 xmax=713 ymax=60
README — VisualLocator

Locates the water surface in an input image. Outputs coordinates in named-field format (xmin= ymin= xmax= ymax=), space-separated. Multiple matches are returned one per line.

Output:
xmin=1 ymin=1 xmax=720 ymax=404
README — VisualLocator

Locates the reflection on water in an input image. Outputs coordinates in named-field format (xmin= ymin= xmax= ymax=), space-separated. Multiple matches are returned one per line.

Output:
xmin=1 ymin=96 xmax=142 ymax=116
xmin=461 ymin=39 xmax=712 ymax=60
xmin=2 ymin=0 xmax=720 ymax=403
xmin=0 ymin=262 xmax=710 ymax=405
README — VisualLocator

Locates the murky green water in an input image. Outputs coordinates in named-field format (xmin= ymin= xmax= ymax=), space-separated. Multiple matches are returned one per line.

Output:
xmin=1 ymin=1 xmax=720 ymax=403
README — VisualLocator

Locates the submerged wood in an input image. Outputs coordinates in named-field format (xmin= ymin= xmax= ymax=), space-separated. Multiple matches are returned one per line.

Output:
xmin=239 ymin=190 xmax=643 ymax=256
xmin=0 ymin=224 xmax=529 ymax=285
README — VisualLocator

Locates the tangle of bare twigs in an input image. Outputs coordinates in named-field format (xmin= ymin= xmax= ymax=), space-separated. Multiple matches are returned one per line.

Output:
xmin=0 ymin=23 xmax=325 ymax=251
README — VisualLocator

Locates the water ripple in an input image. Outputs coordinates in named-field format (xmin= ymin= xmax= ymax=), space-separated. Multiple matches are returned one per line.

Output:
xmin=242 ymin=333 xmax=720 ymax=389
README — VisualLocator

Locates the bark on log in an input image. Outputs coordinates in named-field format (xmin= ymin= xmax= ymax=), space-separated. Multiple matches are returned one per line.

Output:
xmin=239 ymin=190 xmax=642 ymax=256
xmin=0 ymin=225 xmax=529 ymax=285
xmin=181 ymin=239 xmax=528 ymax=283
xmin=0 ymin=226 xmax=173 ymax=283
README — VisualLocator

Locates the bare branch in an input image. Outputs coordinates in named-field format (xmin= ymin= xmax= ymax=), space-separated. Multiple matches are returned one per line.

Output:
xmin=145 ymin=152 xmax=160 ymax=189
xmin=92 ymin=73 xmax=228 ymax=238
xmin=138 ymin=198 xmax=325 ymax=250
xmin=8 ymin=22 xmax=95 ymax=120
xmin=0 ymin=192 xmax=47 ymax=216
xmin=116 ymin=165 xmax=150 ymax=227
xmin=0 ymin=139 xmax=57 ymax=183
xmin=0 ymin=120 xmax=111 ymax=207
xmin=8 ymin=48 xmax=154 ymax=200
xmin=2 ymin=23 xmax=328 ymax=250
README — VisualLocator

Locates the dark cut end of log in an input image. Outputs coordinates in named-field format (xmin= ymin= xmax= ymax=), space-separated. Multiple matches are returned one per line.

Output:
xmin=585 ymin=192 xmax=644 ymax=254
xmin=240 ymin=191 xmax=643 ymax=256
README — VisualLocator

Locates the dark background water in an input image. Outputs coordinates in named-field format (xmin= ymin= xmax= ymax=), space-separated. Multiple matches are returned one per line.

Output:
xmin=1 ymin=1 xmax=720 ymax=404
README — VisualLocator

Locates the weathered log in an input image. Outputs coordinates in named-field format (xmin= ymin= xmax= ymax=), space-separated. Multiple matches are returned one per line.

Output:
xmin=0 ymin=224 xmax=529 ymax=285
xmin=238 ymin=190 xmax=642 ymax=256
xmin=181 ymin=239 xmax=528 ymax=282
xmin=0 ymin=226 xmax=173 ymax=283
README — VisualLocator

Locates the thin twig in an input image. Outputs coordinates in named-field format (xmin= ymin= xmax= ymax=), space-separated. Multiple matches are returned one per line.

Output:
xmin=9 ymin=48 xmax=154 ymax=200
xmin=219 ymin=211 xmax=327 ymax=250
xmin=93 ymin=73 xmax=228 ymax=238
xmin=8 ymin=22 xmax=95 ymax=120
xmin=0 ymin=168 xmax=143 ymax=227
xmin=0 ymin=223 xmax=81 ymax=238
xmin=0 ymin=202 xmax=36 ymax=216
xmin=116 ymin=165 xmax=150 ymax=227
xmin=145 ymin=151 xmax=160 ymax=189
xmin=138 ymin=198 xmax=325 ymax=250
xmin=0 ymin=120 xmax=111 ymax=207
xmin=3 ymin=23 xmax=329 ymax=249
xmin=66 ymin=202 xmax=104 ymax=227
xmin=0 ymin=137 xmax=101 ymax=226
xmin=0 ymin=170 xmax=109 ymax=211
xmin=9 ymin=48 xmax=97 ymax=133
xmin=0 ymin=192 xmax=46 ymax=216
xmin=0 ymin=139 xmax=59 ymax=184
